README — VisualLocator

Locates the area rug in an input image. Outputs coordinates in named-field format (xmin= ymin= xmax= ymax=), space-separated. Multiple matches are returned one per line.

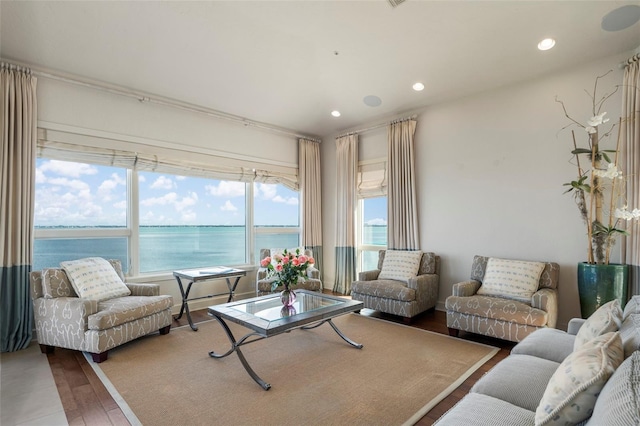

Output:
xmin=89 ymin=314 xmax=498 ymax=426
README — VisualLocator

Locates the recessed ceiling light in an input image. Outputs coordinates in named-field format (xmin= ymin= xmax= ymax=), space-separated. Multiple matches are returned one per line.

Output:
xmin=412 ymin=82 xmax=425 ymax=91
xmin=331 ymin=110 xmax=341 ymax=117
xmin=537 ymin=38 xmax=556 ymax=51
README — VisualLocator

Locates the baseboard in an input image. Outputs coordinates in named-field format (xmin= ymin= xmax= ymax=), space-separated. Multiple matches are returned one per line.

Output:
xmin=170 ymin=290 xmax=256 ymax=315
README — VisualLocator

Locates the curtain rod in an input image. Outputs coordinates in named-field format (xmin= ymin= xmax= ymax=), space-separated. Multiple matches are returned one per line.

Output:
xmin=619 ymin=53 xmax=639 ymax=69
xmin=336 ymin=115 xmax=417 ymax=140
xmin=0 ymin=58 xmax=322 ymax=144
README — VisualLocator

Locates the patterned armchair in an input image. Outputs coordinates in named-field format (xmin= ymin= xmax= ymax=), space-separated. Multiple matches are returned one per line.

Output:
xmin=445 ymin=255 xmax=559 ymax=343
xmin=256 ymin=248 xmax=323 ymax=296
xmin=351 ymin=250 xmax=440 ymax=323
xmin=30 ymin=260 xmax=173 ymax=362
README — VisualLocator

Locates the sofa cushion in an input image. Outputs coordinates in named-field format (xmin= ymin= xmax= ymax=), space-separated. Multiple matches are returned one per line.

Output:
xmin=350 ymin=279 xmax=416 ymax=302
xmin=88 ymin=295 xmax=173 ymax=330
xmin=623 ymin=295 xmax=640 ymax=321
xmin=434 ymin=393 xmax=536 ymax=426
xmin=620 ymin=314 xmax=640 ymax=358
xmin=535 ymin=332 xmax=624 ymax=426
xmin=42 ymin=268 xmax=77 ymax=298
xmin=378 ymin=250 xmax=422 ymax=283
xmin=586 ymin=351 xmax=640 ymax=426
xmin=471 ymin=354 xmax=560 ymax=411
xmin=61 ymin=257 xmax=131 ymax=302
xmin=477 ymin=258 xmax=545 ymax=303
xmin=574 ymin=299 xmax=623 ymax=351
xmin=445 ymin=295 xmax=548 ymax=327
xmin=511 ymin=328 xmax=575 ymax=364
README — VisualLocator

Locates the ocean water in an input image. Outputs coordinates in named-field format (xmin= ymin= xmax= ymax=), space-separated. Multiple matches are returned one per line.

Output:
xmin=33 ymin=225 xmax=387 ymax=273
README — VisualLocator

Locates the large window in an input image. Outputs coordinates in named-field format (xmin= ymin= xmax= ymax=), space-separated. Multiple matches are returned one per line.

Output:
xmin=33 ymin=158 xmax=300 ymax=275
xmin=358 ymin=197 xmax=387 ymax=272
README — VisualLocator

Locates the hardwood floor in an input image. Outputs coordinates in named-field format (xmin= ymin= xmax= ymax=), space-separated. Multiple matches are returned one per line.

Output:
xmin=45 ymin=299 xmax=515 ymax=425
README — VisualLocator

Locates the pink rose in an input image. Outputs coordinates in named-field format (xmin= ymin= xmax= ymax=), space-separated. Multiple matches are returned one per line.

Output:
xmin=274 ymin=254 xmax=283 ymax=262
xmin=282 ymin=256 xmax=289 ymax=264
xmin=260 ymin=257 xmax=271 ymax=267
xmin=308 ymin=257 xmax=315 ymax=265
xmin=292 ymin=258 xmax=300 ymax=266
xmin=298 ymin=255 xmax=307 ymax=263
xmin=275 ymin=264 xmax=283 ymax=272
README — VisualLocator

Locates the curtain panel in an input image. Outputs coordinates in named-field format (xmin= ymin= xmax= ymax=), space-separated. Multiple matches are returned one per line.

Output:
xmin=1 ymin=63 xmax=37 ymax=352
xmin=622 ymin=59 xmax=640 ymax=295
xmin=37 ymin=128 xmax=299 ymax=190
xmin=333 ymin=134 xmax=358 ymax=294
xmin=387 ymin=119 xmax=419 ymax=250
xmin=299 ymin=138 xmax=323 ymax=276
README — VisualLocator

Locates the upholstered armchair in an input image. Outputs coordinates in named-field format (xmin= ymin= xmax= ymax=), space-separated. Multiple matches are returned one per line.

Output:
xmin=256 ymin=248 xmax=323 ymax=296
xmin=351 ymin=250 xmax=440 ymax=322
xmin=445 ymin=255 xmax=559 ymax=343
xmin=31 ymin=259 xmax=173 ymax=362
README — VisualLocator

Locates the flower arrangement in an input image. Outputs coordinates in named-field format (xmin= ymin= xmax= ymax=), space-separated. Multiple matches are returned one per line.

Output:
xmin=260 ymin=248 xmax=315 ymax=292
xmin=558 ymin=72 xmax=640 ymax=265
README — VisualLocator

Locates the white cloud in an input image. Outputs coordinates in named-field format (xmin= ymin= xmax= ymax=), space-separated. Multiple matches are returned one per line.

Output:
xmin=113 ymin=200 xmax=127 ymax=209
xmin=366 ymin=218 xmax=387 ymax=226
xmin=175 ymin=192 xmax=198 ymax=211
xmin=220 ymin=200 xmax=237 ymax=211
xmin=140 ymin=192 xmax=178 ymax=206
xmin=150 ymin=175 xmax=175 ymax=190
xmin=176 ymin=176 xmax=186 ymax=181
xmin=255 ymin=183 xmax=277 ymax=199
xmin=35 ymin=169 xmax=46 ymax=184
xmin=138 ymin=175 xmax=146 ymax=183
xmin=98 ymin=173 xmax=126 ymax=200
xmin=273 ymin=195 xmax=299 ymax=205
xmin=206 ymin=181 xmax=245 ymax=197
xmin=47 ymin=177 xmax=91 ymax=192
xmin=39 ymin=160 xmax=98 ymax=178
xmin=181 ymin=210 xmax=197 ymax=222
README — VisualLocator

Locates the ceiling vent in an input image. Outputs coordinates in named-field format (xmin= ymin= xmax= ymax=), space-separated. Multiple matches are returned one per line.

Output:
xmin=388 ymin=0 xmax=406 ymax=7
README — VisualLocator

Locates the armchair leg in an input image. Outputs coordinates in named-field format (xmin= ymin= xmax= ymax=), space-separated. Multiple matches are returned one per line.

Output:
xmin=159 ymin=325 xmax=171 ymax=335
xmin=448 ymin=328 xmax=459 ymax=337
xmin=91 ymin=351 xmax=108 ymax=363
xmin=402 ymin=317 xmax=412 ymax=325
xmin=39 ymin=344 xmax=55 ymax=354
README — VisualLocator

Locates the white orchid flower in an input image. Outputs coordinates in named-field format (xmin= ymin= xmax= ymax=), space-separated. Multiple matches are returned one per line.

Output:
xmin=585 ymin=126 xmax=597 ymax=134
xmin=615 ymin=206 xmax=640 ymax=220
xmin=592 ymin=163 xmax=621 ymax=179
xmin=587 ymin=112 xmax=609 ymax=127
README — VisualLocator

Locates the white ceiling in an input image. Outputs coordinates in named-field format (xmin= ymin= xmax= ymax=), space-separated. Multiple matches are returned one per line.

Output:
xmin=2 ymin=1 xmax=639 ymax=138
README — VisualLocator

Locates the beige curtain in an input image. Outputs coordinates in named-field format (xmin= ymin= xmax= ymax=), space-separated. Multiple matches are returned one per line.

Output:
xmin=622 ymin=57 xmax=640 ymax=295
xmin=299 ymin=138 xmax=323 ymax=276
xmin=387 ymin=119 xmax=419 ymax=250
xmin=333 ymin=134 xmax=358 ymax=294
xmin=1 ymin=63 xmax=37 ymax=352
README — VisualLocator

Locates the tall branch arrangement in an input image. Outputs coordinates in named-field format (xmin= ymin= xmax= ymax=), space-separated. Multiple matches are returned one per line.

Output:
xmin=558 ymin=71 xmax=640 ymax=265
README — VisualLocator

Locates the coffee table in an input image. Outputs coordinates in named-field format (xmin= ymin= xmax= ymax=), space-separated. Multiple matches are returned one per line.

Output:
xmin=207 ymin=290 xmax=364 ymax=390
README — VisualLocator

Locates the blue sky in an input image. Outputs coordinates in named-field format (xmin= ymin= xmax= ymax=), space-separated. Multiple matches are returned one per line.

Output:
xmin=34 ymin=159 xmax=300 ymax=227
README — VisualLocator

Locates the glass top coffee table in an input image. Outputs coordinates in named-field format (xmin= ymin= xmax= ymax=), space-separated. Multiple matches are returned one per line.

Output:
xmin=207 ymin=290 xmax=364 ymax=390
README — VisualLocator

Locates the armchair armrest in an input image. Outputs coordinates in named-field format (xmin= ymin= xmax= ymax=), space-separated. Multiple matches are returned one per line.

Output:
xmin=126 ymin=283 xmax=160 ymax=296
xmin=532 ymin=287 xmax=558 ymax=328
xmin=257 ymin=267 xmax=269 ymax=281
xmin=406 ymin=273 xmax=438 ymax=291
xmin=306 ymin=266 xmax=320 ymax=279
xmin=567 ymin=318 xmax=587 ymax=335
xmin=358 ymin=269 xmax=380 ymax=281
xmin=452 ymin=280 xmax=481 ymax=297
xmin=34 ymin=296 xmax=99 ymax=330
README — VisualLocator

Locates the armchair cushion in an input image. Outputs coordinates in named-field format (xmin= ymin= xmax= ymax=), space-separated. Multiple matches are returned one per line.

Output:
xmin=477 ymin=258 xmax=545 ymax=303
xmin=350 ymin=279 xmax=416 ymax=302
xmin=61 ymin=257 xmax=131 ymax=302
xmin=574 ymin=299 xmax=623 ymax=351
xmin=445 ymin=295 xmax=548 ymax=327
xmin=536 ymin=331 xmax=624 ymax=426
xmin=89 ymin=295 xmax=173 ymax=330
xmin=378 ymin=250 xmax=422 ymax=283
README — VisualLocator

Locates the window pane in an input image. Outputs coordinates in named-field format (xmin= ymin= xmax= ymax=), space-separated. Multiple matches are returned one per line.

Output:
xmin=361 ymin=250 xmax=380 ymax=272
xmin=254 ymin=233 xmax=300 ymax=263
xmin=33 ymin=238 xmax=128 ymax=272
xmin=253 ymin=183 xmax=299 ymax=226
xmin=362 ymin=197 xmax=387 ymax=246
xmin=35 ymin=159 xmax=127 ymax=227
xmin=138 ymin=172 xmax=246 ymax=271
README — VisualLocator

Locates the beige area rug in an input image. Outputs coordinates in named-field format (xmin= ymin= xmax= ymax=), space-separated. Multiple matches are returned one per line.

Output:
xmin=89 ymin=314 xmax=498 ymax=426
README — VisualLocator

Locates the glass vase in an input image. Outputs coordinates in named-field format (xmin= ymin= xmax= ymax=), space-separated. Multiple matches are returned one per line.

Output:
xmin=280 ymin=287 xmax=297 ymax=307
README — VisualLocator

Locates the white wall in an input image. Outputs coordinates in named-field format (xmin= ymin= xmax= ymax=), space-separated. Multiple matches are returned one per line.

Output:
xmin=321 ymin=52 xmax=630 ymax=330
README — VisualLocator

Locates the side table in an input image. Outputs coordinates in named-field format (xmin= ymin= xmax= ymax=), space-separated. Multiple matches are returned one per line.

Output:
xmin=173 ymin=267 xmax=246 ymax=331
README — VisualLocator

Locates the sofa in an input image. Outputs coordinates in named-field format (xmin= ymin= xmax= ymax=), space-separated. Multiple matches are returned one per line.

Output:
xmin=31 ymin=258 xmax=173 ymax=362
xmin=446 ymin=255 xmax=559 ymax=342
xmin=351 ymin=250 xmax=440 ymax=322
xmin=435 ymin=296 xmax=640 ymax=425
xmin=256 ymin=248 xmax=323 ymax=296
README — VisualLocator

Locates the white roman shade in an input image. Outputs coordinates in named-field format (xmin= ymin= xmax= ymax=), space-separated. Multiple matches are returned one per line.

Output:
xmin=37 ymin=127 xmax=299 ymax=190
xmin=358 ymin=159 xmax=387 ymax=198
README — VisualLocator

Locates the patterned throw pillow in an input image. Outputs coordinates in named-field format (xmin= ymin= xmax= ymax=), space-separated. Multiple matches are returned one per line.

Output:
xmin=61 ymin=257 xmax=131 ymax=302
xmin=623 ymin=295 xmax=640 ymax=321
xmin=535 ymin=332 xmax=624 ymax=426
xmin=574 ymin=299 xmax=623 ymax=351
xmin=477 ymin=258 xmax=545 ymax=303
xmin=378 ymin=250 xmax=423 ymax=283
xmin=42 ymin=268 xmax=77 ymax=298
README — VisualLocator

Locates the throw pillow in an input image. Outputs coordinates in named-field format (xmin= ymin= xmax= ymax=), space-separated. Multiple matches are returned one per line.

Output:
xmin=574 ymin=299 xmax=623 ymax=351
xmin=61 ymin=257 xmax=131 ymax=302
xmin=42 ymin=268 xmax=77 ymax=298
xmin=620 ymin=314 xmax=640 ymax=358
xmin=378 ymin=250 xmax=423 ymax=283
xmin=535 ymin=331 xmax=624 ymax=426
xmin=477 ymin=258 xmax=545 ymax=303
xmin=623 ymin=295 xmax=640 ymax=321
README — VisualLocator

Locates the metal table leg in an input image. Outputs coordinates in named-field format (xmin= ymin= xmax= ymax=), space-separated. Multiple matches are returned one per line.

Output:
xmin=173 ymin=277 xmax=198 ymax=331
xmin=301 ymin=318 xmax=364 ymax=348
xmin=225 ymin=276 xmax=241 ymax=303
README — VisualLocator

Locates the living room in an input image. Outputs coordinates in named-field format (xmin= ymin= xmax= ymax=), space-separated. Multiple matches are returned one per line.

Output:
xmin=2 ymin=1 xmax=640 ymax=425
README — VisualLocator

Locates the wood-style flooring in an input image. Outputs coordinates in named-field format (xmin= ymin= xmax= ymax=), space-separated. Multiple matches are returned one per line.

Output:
xmin=45 ymin=297 xmax=515 ymax=425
